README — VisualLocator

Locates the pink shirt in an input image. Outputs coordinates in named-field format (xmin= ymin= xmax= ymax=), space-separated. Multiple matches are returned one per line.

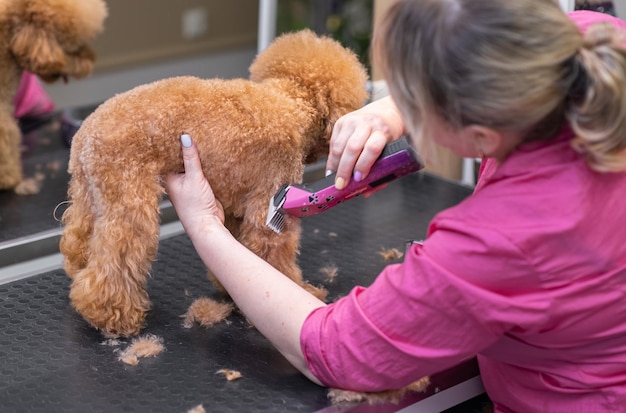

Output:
xmin=13 ymin=72 xmax=54 ymax=119
xmin=301 ymin=12 xmax=626 ymax=412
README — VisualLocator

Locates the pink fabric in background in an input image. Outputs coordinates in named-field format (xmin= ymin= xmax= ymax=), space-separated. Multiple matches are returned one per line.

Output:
xmin=13 ymin=72 xmax=55 ymax=119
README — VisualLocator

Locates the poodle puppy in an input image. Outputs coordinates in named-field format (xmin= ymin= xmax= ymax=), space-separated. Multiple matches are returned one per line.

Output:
xmin=60 ymin=29 xmax=369 ymax=337
xmin=0 ymin=0 xmax=107 ymax=192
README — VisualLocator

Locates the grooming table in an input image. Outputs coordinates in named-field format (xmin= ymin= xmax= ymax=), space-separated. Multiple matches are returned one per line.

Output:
xmin=0 ymin=115 xmax=488 ymax=412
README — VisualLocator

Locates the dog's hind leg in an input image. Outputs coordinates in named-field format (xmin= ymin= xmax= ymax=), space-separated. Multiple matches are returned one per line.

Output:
xmin=60 ymin=172 xmax=96 ymax=278
xmin=68 ymin=175 xmax=163 ymax=337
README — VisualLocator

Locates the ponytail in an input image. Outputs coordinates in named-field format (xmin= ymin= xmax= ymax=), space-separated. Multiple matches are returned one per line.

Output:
xmin=567 ymin=23 xmax=626 ymax=172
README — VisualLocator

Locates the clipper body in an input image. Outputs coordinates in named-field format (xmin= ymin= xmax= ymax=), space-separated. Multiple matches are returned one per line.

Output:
xmin=266 ymin=136 xmax=423 ymax=233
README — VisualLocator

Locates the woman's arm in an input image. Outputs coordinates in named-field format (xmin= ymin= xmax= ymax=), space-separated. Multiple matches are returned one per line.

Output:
xmin=165 ymin=134 xmax=326 ymax=385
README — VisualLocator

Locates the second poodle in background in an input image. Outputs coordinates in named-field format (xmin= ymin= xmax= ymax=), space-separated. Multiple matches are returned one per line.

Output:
xmin=60 ymin=29 xmax=369 ymax=337
xmin=0 ymin=0 xmax=107 ymax=192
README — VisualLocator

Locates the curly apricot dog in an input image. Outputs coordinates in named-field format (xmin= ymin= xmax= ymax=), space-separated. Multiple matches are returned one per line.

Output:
xmin=0 ymin=0 xmax=107 ymax=192
xmin=60 ymin=30 xmax=369 ymax=337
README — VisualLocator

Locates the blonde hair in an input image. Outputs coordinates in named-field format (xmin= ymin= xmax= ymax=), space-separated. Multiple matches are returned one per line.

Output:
xmin=373 ymin=0 xmax=626 ymax=172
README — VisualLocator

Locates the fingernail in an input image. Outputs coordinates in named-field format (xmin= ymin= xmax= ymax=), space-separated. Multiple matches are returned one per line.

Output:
xmin=335 ymin=177 xmax=346 ymax=190
xmin=354 ymin=171 xmax=363 ymax=182
xmin=181 ymin=134 xmax=192 ymax=148
xmin=325 ymin=170 xmax=333 ymax=177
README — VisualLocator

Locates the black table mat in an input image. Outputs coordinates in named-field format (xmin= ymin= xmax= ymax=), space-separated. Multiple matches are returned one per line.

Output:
xmin=0 ymin=173 xmax=476 ymax=412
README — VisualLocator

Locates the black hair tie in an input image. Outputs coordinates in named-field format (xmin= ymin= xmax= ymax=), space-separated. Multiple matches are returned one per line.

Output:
xmin=566 ymin=55 xmax=589 ymax=104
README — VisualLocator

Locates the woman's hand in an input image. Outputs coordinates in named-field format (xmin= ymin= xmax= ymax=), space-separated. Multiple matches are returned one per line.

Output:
xmin=326 ymin=96 xmax=406 ymax=189
xmin=165 ymin=134 xmax=225 ymax=235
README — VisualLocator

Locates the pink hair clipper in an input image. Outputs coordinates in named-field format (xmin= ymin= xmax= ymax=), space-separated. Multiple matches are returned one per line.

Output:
xmin=266 ymin=135 xmax=423 ymax=233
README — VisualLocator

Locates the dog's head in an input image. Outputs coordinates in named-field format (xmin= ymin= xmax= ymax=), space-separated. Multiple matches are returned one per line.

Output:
xmin=249 ymin=29 xmax=369 ymax=162
xmin=9 ymin=0 xmax=108 ymax=83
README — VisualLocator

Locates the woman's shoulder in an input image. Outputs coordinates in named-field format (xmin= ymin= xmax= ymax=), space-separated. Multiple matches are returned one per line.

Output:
xmin=568 ymin=9 xmax=626 ymax=32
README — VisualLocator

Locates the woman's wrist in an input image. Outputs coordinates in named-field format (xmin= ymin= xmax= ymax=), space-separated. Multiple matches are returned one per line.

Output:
xmin=375 ymin=97 xmax=405 ymax=139
xmin=357 ymin=96 xmax=405 ymax=142
xmin=181 ymin=214 xmax=229 ymax=242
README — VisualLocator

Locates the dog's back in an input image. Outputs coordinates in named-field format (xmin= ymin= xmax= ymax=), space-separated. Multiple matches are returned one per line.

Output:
xmin=68 ymin=74 xmax=318 ymax=211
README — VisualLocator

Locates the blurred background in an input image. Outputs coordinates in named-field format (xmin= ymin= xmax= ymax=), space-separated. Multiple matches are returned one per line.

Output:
xmin=43 ymin=0 xmax=626 ymax=109
xmin=41 ymin=0 xmax=626 ymax=182
xmin=43 ymin=0 xmax=376 ymax=111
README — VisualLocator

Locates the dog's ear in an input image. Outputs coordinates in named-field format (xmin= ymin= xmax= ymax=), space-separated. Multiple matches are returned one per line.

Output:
xmin=300 ymin=93 xmax=335 ymax=164
xmin=317 ymin=91 xmax=343 ymax=141
xmin=10 ymin=24 xmax=67 ymax=75
xmin=64 ymin=46 xmax=97 ymax=79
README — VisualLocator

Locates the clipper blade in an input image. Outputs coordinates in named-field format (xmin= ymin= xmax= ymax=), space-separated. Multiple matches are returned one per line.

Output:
xmin=266 ymin=191 xmax=286 ymax=234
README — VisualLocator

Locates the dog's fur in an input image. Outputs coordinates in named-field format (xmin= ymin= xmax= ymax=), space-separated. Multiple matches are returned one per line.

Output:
xmin=60 ymin=30 xmax=369 ymax=337
xmin=0 ymin=0 xmax=107 ymax=192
